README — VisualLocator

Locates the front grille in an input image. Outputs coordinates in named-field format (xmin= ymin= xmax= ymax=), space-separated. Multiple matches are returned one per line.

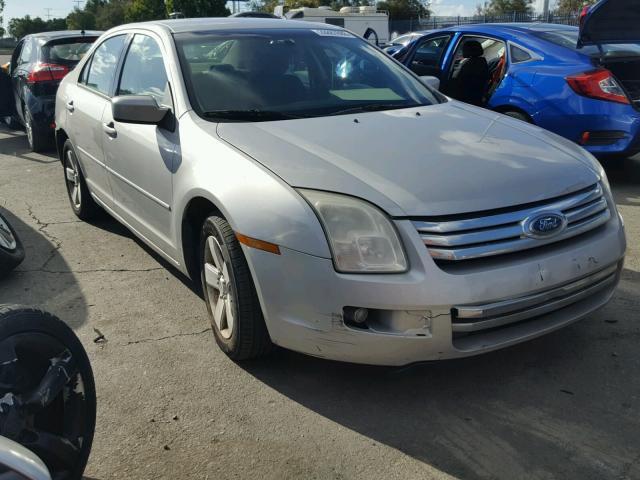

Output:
xmin=413 ymin=183 xmax=610 ymax=263
xmin=451 ymin=263 xmax=618 ymax=335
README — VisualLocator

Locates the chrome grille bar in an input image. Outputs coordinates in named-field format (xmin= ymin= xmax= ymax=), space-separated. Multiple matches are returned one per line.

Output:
xmin=414 ymin=183 xmax=610 ymax=262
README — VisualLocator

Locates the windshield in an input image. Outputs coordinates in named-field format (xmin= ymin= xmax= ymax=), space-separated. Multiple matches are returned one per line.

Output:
xmin=533 ymin=29 xmax=640 ymax=57
xmin=174 ymin=29 xmax=440 ymax=121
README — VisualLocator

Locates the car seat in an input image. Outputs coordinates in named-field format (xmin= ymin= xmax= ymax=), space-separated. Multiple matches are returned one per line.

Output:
xmin=455 ymin=40 xmax=489 ymax=107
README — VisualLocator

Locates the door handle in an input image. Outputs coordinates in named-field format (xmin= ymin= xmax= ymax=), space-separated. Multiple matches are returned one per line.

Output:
xmin=102 ymin=122 xmax=117 ymax=138
xmin=65 ymin=100 xmax=74 ymax=112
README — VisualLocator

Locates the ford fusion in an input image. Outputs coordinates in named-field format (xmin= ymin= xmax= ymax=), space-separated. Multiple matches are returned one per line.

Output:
xmin=54 ymin=19 xmax=626 ymax=365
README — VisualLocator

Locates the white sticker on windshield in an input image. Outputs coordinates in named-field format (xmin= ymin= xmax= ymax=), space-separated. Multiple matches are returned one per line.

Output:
xmin=312 ymin=29 xmax=354 ymax=37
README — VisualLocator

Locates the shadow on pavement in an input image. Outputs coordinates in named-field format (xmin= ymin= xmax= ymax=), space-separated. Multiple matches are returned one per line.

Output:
xmin=0 ymin=208 xmax=88 ymax=329
xmin=604 ymin=154 xmax=640 ymax=208
xmin=244 ymin=268 xmax=640 ymax=479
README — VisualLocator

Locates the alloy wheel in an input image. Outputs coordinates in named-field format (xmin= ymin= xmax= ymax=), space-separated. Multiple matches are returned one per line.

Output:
xmin=25 ymin=115 xmax=34 ymax=149
xmin=65 ymin=149 xmax=82 ymax=209
xmin=203 ymin=235 xmax=235 ymax=339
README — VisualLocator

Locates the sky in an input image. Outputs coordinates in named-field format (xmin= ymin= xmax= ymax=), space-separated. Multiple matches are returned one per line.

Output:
xmin=2 ymin=0 xmax=551 ymax=31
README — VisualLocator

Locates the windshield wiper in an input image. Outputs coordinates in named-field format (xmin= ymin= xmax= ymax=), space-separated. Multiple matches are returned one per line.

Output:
xmin=201 ymin=109 xmax=303 ymax=121
xmin=328 ymin=103 xmax=421 ymax=116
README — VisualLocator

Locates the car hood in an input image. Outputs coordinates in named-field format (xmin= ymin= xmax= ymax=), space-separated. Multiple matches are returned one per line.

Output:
xmin=578 ymin=0 xmax=640 ymax=47
xmin=215 ymin=102 xmax=600 ymax=217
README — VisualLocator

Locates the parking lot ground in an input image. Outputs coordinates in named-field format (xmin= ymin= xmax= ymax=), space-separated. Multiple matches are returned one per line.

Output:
xmin=0 ymin=124 xmax=639 ymax=480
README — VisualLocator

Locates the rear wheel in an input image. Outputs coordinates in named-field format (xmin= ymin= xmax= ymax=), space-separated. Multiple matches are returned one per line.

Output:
xmin=0 ymin=305 xmax=96 ymax=480
xmin=501 ymin=110 xmax=533 ymax=124
xmin=200 ymin=215 xmax=273 ymax=360
xmin=24 ymin=109 xmax=49 ymax=153
xmin=0 ymin=210 xmax=25 ymax=276
xmin=63 ymin=140 xmax=101 ymax=221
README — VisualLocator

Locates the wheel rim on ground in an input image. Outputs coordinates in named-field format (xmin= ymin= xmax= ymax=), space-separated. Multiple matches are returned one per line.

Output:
xmin=0 ymin=332 xmax=91 ymax=476
xmin=0 ymin=215 xmax=17 ymax=250
xmin=203 ymin=235 xmax=235 ymax=339
xmin=65 ymin=149 xmax=82 ymax=209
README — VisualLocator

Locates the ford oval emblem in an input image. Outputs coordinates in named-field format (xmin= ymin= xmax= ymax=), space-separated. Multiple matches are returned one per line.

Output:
xmin=523 ymin=212 xmax=567 ymax=239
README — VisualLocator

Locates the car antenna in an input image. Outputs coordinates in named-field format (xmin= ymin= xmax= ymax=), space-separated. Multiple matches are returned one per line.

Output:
xmin=81 ymin=29 xmax=85 ymax=36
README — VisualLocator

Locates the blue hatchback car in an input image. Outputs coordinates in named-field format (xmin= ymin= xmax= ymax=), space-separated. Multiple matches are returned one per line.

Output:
xmin=393 ymin=4 xmax=640 ymax=157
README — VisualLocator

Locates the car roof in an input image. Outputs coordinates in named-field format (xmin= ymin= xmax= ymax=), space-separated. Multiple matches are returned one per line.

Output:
xmin=109 ymin=17 xmax=338 ymax=34
xmin=413 ymin=22 xmax=577 ymax=36
xmin=26 ymin=30 xmax=103 ymax=40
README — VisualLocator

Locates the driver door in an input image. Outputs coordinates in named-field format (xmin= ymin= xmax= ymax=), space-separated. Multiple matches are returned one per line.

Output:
xmin=0 ymin=68 xmax=14 ymax=119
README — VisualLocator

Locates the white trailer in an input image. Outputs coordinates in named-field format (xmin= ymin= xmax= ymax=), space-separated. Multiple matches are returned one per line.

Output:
xmin=276 ymin=6 xmax=390 ymax=46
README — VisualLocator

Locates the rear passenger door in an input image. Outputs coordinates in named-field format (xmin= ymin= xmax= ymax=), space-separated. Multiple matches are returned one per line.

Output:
xmin=68 ymin=34 xmax=128 ymax=208
xmin=102 ymin=33 xmax=177 ymax=256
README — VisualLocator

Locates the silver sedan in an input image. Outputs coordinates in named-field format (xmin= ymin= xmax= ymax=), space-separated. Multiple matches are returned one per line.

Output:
xmin=54 ymin=19 xmax=625 ymax=365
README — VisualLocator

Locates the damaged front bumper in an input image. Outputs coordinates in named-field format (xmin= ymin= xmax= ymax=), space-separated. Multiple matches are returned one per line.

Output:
xmin=244 ymin=214 xmax=626 ymax=366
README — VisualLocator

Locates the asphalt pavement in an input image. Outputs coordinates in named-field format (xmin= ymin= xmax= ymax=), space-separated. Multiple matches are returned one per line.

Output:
xmin=0 ymin=118 xmax=639 ymax=478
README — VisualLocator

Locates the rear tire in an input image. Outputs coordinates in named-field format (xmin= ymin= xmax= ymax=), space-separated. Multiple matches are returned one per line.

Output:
xmin=62 ymin=140 xmax=102 ymax=221
xmin=25 ymin=109 xmax=49 ymax=153
xmin=0 ymin=210 xmax=25 ymax=276
xmin=200 ymin=215 xmax=273 ymax=360
xmin=502 ymin=110 xmax=533 ymax=123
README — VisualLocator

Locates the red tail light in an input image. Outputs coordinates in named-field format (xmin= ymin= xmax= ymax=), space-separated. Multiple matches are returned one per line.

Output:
xmin=27 ymin=63 xmax=70 ymax=84
xmin=579 ymin=5 xmax=590 ymax=28
xmin=566 ymin=69 xmax=630 ymax=105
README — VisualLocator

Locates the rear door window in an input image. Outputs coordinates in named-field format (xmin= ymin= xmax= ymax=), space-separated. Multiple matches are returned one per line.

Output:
xmin=409 ymin=35 xmax=451 ymax=77
xmin=82 ymin=35 xmax=127 ymax=96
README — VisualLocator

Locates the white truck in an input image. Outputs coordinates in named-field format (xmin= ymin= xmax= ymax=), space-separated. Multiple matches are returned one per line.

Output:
xmin=275 ymin=6 xmax=390 ymax=46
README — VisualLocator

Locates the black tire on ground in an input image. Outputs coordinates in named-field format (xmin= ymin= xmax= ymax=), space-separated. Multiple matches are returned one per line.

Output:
xmin=0 ymin=210 xmax=25 ymax=277
xmin=502 ymin=110 xmax=533 ymax=123
xmin=62 ymin=139 xmax=102 ymax=221
xmin=25 ymin=109 xmax=50 ymax=153
xmin=0 ymin=305 xmax=96 ymax=480
xmin=199 ymin=215 xmax=273 ymax=360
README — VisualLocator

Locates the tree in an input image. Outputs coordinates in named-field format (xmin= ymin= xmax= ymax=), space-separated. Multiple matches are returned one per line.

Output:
xmin=377 ymin=0 xmax=430 ymax=19
xmin=555 ymin=0 xmax=596 ymax=14
xmin=0 ymin=0 xmax=5 ymax=37
xmin=125 ymin=0 xmax=166 ymax=22
xmin=66 ymin=9 xmax=97 ymax=30
xmin=8 ymin=16 xmax=47 ymax=39
xmin=95 ymin=0 xmax=129 ymax=29
xmin=476 ymin=0 xmax=532 ymax=15
xmin=166 ymin=0 xmax=230 ymax=18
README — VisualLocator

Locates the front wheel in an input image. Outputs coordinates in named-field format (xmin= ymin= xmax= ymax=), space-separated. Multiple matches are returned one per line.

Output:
xmin=200 ymin=216 xmax=273 ymax=360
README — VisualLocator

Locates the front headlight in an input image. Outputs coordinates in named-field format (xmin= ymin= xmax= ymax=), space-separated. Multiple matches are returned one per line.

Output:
xmin=298 ymin=189 xmax=408 ymax=273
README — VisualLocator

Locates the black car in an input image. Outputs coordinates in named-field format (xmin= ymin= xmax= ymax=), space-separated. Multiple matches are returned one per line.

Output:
xmin=0 ymin=30 xmax=101 ymax=152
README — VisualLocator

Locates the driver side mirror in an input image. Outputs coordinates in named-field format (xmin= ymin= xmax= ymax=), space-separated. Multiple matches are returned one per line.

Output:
xmin=0 ymin=436 xmax=52 ymax=480
xmin=112 ymin=95 xmax=169 ymax=125
xmin=420 ymin=75 xmax=440 ymax=91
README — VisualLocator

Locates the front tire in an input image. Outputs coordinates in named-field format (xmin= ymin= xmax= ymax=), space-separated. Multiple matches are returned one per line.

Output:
xmin=62 ymin=140 xmax=101 ymax=221
xmin=200 ymin=215 xmax=273 ymax=360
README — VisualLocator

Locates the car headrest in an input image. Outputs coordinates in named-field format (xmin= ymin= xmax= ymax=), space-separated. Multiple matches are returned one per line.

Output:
xmin=462 ymin=40 xmax=483 ymax=58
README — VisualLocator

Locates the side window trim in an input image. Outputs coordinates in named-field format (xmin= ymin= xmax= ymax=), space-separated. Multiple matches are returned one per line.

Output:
xmin=507 ymin=41 xmax=543 ymax=65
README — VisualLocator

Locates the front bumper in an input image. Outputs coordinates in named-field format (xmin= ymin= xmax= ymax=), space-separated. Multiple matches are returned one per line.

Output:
xmin=244 ymin=213 xmax=625 ymax=366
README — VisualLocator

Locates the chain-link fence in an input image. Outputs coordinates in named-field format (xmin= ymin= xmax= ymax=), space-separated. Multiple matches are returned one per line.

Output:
xmin=390 ymin=12 xmax=581 ymax=36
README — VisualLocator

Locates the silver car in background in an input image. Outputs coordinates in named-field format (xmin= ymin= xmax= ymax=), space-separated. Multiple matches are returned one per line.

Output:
xmin=54 ymin=19 xmax=625 ymax=366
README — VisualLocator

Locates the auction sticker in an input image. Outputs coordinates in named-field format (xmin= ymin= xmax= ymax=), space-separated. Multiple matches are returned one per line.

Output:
xmin=312 ymin=29 xmax=354 ymax=37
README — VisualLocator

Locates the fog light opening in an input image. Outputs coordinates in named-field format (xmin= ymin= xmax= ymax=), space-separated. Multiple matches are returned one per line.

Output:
xmin=343 ymin=306 xmax=369 ymax=329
